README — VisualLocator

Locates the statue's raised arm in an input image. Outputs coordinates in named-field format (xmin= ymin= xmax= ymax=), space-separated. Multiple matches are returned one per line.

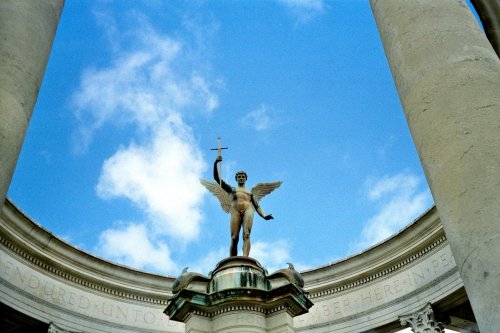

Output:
xmin=213 ymin=156 xmax=232 ymax=194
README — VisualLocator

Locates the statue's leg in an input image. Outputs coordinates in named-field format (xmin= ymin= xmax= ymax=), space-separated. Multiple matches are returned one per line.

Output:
xmin=229 ymin=212 xmax=241 ymax=256
xmin=242 ymin=211 xmax=254 ymax=257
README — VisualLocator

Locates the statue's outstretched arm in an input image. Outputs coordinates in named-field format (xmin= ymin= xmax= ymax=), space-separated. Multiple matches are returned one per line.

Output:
xmin=252 ymin=194 xmax=273 ymax=220
xmin=214 ymin=158 xmax=232 ymax=193
xmin=251 ymin=181 xmax=281 ymax=220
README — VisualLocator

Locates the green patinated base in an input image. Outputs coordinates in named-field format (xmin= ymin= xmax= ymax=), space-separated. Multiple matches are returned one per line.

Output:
xmin=164 ymin=256 xmax=312 ymax=324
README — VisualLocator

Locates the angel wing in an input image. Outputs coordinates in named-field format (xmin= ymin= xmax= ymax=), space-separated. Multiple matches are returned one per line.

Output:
xmin=251 ymin=181 xmax=282 ymax=203
xmin=200 ymin=179 xmax=231 ymax=213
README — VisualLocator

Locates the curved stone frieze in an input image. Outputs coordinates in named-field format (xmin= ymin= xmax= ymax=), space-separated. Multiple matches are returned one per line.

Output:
xmin=0 ymin=201 xmax=182 ymax=333
xmin=294 ymin=208 xmax=462 ymax=332
xmin=0 ymin=200 xmax=462 ymax=332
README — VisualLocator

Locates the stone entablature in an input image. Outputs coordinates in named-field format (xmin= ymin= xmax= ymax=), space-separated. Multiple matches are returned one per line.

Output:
xmin=1 ymin=201 xmax=462 ymax=332
xmin=294 ymin=208 xmax=461 ymax=332
xmin=0 ymin=200 xmax=179 ymax=332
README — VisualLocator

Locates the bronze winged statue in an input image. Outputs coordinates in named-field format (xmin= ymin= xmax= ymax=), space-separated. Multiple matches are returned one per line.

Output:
xmin=200 ymin=155 xmax=282 ymax=257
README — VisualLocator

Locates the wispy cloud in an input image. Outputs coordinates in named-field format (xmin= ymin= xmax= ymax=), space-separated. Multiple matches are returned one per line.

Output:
xmin=350 ymin=172 xmax=433 ymax=253
xmin=277 ymin=0 xmax=326 ymax=23
xmin=241 ymin=104 xmax=273 ymax=131
xmin=72 ymin=12 xmax=219 ymax=274
xmin=72 ymin=24 xmax=218 ymax=152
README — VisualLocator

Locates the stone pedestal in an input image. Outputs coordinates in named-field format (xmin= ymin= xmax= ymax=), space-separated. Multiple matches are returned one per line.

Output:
xmin=165 ymin=257 xmax=312 ymax=333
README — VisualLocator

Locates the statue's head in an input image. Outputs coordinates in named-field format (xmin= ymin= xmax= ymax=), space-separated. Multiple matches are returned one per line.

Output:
xmin=235 ymin=171 xmax=247 ymax=184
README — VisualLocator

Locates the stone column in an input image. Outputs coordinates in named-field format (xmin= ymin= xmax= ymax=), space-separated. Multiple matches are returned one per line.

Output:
xmin=185 ymin=314 xmax=212 ymax=333
xmin=0 ymin=0 xmax=65 ymax=204
xmin=369 ymin=1 xmax=500 ymax=332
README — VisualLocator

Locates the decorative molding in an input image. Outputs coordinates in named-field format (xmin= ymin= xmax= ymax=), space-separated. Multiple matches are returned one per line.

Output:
xmin=1 ymin=202 xmax=448 ymax=321
xmin=181 ymin=304 xmax=286 ymax=322
xmin=399 ymin=303 xmax=443 ymax=333
xmin=0 ymin=231 xmax=447 ymax=306
xmin=183 ymin=303 xmax=291 ymax=322
xmin=0 ymin=235 xmax=169 ymax=306
xmin=308 ymin=235 xmax=447 ymax=299
xmin=167 ymin=283 xmax=312 ymax=323
xmin=195 ymin=305 xmax=268 ymax=318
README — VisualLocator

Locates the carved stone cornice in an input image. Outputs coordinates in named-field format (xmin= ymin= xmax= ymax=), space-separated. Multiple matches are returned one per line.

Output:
xmin=0 ymin=200 xmax=172 ymax=305
xmin=308 ymin=234 xmax=447 ymax=300
xmin=167 ymin=285 xmax=311 ymax=322
xmin=1 ymin=200 xmax=447 ymax=308
xmin=0 ymin=234 xmax=169 ymax=306
xmin=304 ymin=207 xmax=447 ymax=300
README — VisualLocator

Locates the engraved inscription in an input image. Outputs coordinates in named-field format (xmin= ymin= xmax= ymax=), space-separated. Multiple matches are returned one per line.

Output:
xmin=0 ymin=252 xmax=181 ymax=331
xmin=295 ymin=245 xmax=457 ymax=328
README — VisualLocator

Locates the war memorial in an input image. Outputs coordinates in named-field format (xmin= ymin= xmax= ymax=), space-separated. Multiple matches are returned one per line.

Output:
xmin=1 ymin=1 xmax=499 ymax=332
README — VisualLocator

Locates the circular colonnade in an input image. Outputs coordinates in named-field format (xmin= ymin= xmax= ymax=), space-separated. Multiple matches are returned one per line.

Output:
xmin=0 ymin=201 xmax=474 ymax=332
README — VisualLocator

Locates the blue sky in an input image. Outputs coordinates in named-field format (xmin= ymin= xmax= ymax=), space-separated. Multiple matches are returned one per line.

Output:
xmin=8 ymin=0 xmax=440 ymax=276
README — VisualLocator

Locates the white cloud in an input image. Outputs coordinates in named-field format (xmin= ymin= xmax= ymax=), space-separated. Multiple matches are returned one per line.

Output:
xmin=182 ymin=241 xmax=300 ymax=276
xmin=96 ymin=121 xmax=206 ymax=241
xmin=168 ymin=241 xmax=295 ymax=277
xmin=241 ymin=104 xmax=273 ymax=131
xmin=72 ymin=13 xmax=219 ymax=272
xmin=350 ymin=172 xmax=433 ymax=253
xmin=97 ymin=223 xmax=177 ymax=274
xmin=188 ymin=247 xmax=227 ymax=276
xmin=277 ymin=0 xmax=326 ymax=23
xmin=251 ymin=240 xmax=292 ymax=273
xmin=367 ymin=173 xmax=420 ymax=200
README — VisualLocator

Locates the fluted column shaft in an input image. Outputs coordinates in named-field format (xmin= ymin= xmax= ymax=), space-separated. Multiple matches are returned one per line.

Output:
xmin=370 ymin=1 xmax=500 ymax=332
xmin=0 ymin=0 xmax=65 ymax=204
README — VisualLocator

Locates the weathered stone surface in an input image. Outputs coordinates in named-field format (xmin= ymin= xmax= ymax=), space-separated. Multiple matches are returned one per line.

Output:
xmin=370 ymin=1 xmax=500 ymax=332
xmin=0 ymin=0 xmax=64 ymax=204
